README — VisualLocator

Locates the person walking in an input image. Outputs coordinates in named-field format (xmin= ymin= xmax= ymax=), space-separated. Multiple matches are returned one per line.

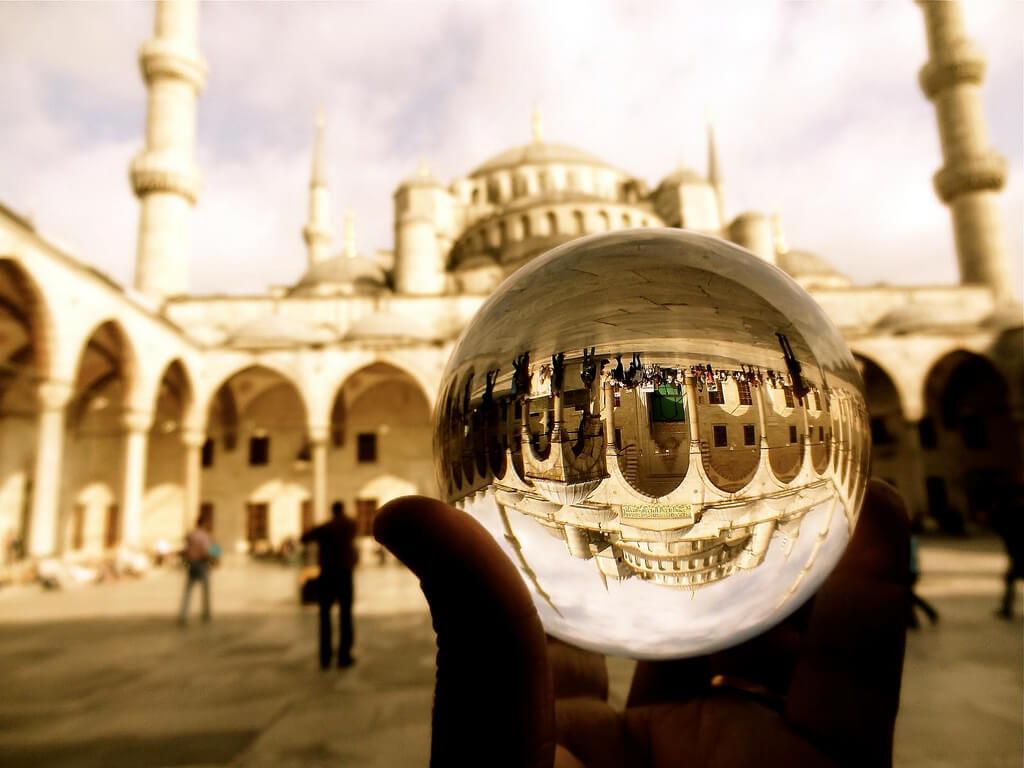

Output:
xmin=301 ymin=501 xmax=358 ymax=668
xmin=177 ymin=509 xmax=214 ymax=625
xmin=907 ymin=533 xmax=939 ymax=628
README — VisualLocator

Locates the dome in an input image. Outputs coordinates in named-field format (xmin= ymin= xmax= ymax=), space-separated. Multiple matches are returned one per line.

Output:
xmin=471 ymin=142 xmax=615 ymax=177
xmin=229 ymin=315 xmax=336 ymax=348
xmin=293 ymin=254 xmax=387 ymax=294
xmin=776 ymin=249 xmax=849 ymax=283
xmin=873 ymin=304 xmax=952 ymax=334
xmin=658 ymin=165 xmax=708 ymax=187
xmin=343 ymin=311 xmax=433 ymax=342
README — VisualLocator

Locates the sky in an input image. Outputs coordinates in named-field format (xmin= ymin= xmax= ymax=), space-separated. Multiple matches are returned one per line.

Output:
xmin=1 ymin=1 xmax=1021 ymax=298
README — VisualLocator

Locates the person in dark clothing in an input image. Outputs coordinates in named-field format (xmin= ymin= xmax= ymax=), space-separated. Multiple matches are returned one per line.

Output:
xmin=990 ymin=483 xmax=1024 ymax=619
xmin=906 ymin=533 xmax=939 ymax=628
xmin=301 ymin=501 xmax=358 ymax=668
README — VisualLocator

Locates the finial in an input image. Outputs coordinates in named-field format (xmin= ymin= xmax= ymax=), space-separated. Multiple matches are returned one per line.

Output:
xmin=343 ymin=208 xmax=356 ymax=259
xmin=706 ymin=110 xmax=721 ymax=185
xmin=532 ymin=102 xmax=543 ymax=144
xmin=417 ymin=157 xmax=430 ymax=177
xmin=771 ymin=212 xmax=789 ymax=255
xmin=310 ymin=109 xmax=327 ymax=187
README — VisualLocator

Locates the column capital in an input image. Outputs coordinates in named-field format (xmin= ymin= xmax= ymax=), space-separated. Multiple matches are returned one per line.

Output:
xmin=121 ymin=409 xmax=154 ymax=434
xmin=36 ymin=380 xmax=74 ymax=411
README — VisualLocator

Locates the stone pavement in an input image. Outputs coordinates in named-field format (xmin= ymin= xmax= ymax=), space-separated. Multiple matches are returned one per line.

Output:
xmin=0 ymin=537 xmax=1019 ymax=768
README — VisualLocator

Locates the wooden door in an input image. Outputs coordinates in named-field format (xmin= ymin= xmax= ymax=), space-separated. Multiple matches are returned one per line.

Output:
xmin=355 ymin=499 xmax=377 ymax=538
xmin=104 ymin=504 xmax=119 ymax=548
xmin=246 ymin=502 xmax=269 ymax=542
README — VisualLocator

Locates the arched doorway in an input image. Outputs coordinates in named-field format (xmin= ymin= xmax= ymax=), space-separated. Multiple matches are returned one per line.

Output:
xmin=0 ymin=260 xmax=50 ymax=562
xmin=203 ymin=366 xmax=308 ymax=554
xmin=921 ymin=351 xmax=1018 ymax=532
xmin=856 ymin=354 xmax=908 ymax=491
xmin=64 ymin=321 xmax=136 ymax=554
xmin=143 ymin=360 xmax=193 ymax=551
xmin=328 ymin=363 xmax=433 ymax=541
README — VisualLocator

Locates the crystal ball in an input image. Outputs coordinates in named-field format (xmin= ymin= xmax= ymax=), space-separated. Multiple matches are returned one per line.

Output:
xmin=434 ymin=229 xmax=870 ymax=659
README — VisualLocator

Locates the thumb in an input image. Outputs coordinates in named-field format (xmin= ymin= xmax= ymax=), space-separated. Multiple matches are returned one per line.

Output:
xmin=375 ymin=495 xmax=555 ymax=768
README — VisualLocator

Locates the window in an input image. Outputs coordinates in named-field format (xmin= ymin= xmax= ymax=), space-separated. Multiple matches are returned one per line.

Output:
xmin=963 ymin=416 xmax=988 ymax=450
xmin=357 ymin=432 xmax=377 ymax=463
xmin=487 ymin=180 xmax=500 ymax=204
xmin=105 ymin=504 xmax=119 ymax=548
xmin=622 ymin=212 xmax=631 ymax=227
xmin=871 ymin=417 xmax=894 ymax=445
xmin=713 ymin=425 xmax=728 ymax=447
xmin=201 ymin=437 xmax=214 ymax=467
xmin=650 ymin=383 xmax=686 ymax=422
xmin=301 ymin=500 xmax=313 ymax=533
xmin=521 ymin=215 xmax=531 ymax=238
xmin=200 ymin=502 xmax=214 ymax=531
xmin=743 ymin=424 xmax=756 ymax=446
xmin=918 ymin=417 xmax=937 ymax=449
xmin=614 ymin=428 xmax=622 ymax=450
xmin=818 ymin=426 xmax=825 ymax=442
xmin=573 ymin=210 xmax=585 ymax=234
xmin=547 ymin=212 xmax=558 ymax=235
xmin=788 ymin=425 xmax=798 ymax=443
xmin=708 ymin=386 xmax=724 ymax=405
xmin=497 ymin=221 xmax=507 ymax=245
xmin=246 ymin=502 xmax=268 ymax=542
xmin=783 ymin=387 xmax=795 ymax=408
xmin=737 ymin=380 xmax=752 ymax=406
xmin=356 ymin=499 xmax=378 ymax=537
xmin=812 ymin=391 xmax=821 ymax=410
xmin=598 ymin=211 xmax=610 ymax=230
xmin=249 ymin=436 xmax=270 ymax=466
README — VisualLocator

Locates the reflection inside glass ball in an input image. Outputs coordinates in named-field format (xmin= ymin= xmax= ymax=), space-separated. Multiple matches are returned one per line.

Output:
xmin=434 ymin=229 xmax=870 ymax=659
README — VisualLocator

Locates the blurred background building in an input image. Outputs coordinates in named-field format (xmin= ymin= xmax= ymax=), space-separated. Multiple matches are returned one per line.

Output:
xmin=0 ymin=0 xmax=1020 ymax=565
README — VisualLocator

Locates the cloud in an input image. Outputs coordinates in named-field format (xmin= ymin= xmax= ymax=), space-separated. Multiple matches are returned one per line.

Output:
xmin=0 ymin=1 xmax=1020 ymax=297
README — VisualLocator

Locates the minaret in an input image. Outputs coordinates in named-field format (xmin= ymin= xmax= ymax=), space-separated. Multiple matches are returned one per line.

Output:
xmin=706 ymin=112 xmax=726 ymax=227
xmin=302 ymin=109 xmax=333 ymax=267
xmin=342 ymin=208 xmax=356 ymax=259
xmin=130 ymin=0 xmax=207 ymax=302
xmin=917 ymin=0 xmax=1012 ymax=300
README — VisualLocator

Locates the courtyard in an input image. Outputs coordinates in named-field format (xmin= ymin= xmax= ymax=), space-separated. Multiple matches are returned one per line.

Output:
xmin=0 ymin=536 xmax=1020 ymax=768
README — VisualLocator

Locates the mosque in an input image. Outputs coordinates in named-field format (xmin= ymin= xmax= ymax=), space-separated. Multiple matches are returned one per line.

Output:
xmin=0 ymin=0 xmax=1020 ymax=567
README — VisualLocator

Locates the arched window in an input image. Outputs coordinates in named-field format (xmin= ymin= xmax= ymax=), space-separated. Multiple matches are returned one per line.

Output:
xmin=521 ymin=215 xmax=531 ymax=239
xmin=622 ymin=212 xmax=631 ymax=228
xmin=547 ymin=211 xmax=558 ymax=235
xmin=573 ymin=210 xmax=585 ymax=234
xmin=598 ymin=211 xmax=610 ymax=231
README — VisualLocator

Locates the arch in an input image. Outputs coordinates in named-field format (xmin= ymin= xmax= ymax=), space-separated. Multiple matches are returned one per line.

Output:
xmin=68 ymin=319 xmax=138 ymax=428
xmin=0 ymin=258 xmax=53 ymax=381
xmin=572 ymin=210 xmax=585 ymax=235
xmin=921 ymin=350 xmax=1019 ymax=529
xmin=151 ymin=358 xmax=194 ymax=426
xmin=546 ymin=211 xmax=558 ymax=236
xmin=598 ymin=210 xmax=610 ymax=231
xmin=621 ymin=212 xmax=632 ymax=228
xmin=201 ymin=361 xmax=309 ymax=428
xmin=520 ymin=215 xmax=531 ymax=239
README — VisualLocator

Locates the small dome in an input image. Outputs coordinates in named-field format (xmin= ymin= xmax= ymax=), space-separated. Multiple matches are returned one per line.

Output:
xmin=229 ymin=315 xmax=335 ymax=348
xmin=658 ymin=166 xmax=707 ymax=187
xmin=873 ymin=304 xmax=951 ymax=334
xmin=344 ymin=311 xmax=433 ymax=342
xmin=293 ymin=254 xmax=387 ymax=294
xmin=471 ymin=142 xmax=615 ymax=177
xmin=776 ymin=249 xmax=848 ymax=281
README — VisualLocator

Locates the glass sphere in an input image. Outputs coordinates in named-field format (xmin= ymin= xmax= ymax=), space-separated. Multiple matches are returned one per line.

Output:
xmin=434 ymin=229 xmax=870 ymax=659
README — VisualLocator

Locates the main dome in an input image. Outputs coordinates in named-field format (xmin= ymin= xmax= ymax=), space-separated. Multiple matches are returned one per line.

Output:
xmin=471 ymin=141 xmax=617 ymax=177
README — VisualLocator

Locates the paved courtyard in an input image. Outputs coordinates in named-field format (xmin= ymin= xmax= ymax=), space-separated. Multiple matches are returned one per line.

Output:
xmin=0 ymin=537 xmax=1020 ymax=768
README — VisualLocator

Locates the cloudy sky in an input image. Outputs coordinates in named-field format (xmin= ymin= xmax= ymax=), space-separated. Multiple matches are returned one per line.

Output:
xmin=1 ymin=1 xmax=1021 ymax=297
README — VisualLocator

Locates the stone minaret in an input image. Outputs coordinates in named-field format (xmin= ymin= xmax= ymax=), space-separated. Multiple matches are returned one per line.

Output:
xmin=706 ymin=114 xmax=726 ymax=228
xmin=303 ymin=110 xmax=334 ymax=267
xmin=917 ymin=0 xmax=1011 ymax=300
xmin=130 ymin=0 xmax=207 ymax=302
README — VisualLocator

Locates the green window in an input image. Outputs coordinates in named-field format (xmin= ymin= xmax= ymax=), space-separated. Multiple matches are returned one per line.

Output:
xmin=650 ymin=384 xmax=686 ymax=423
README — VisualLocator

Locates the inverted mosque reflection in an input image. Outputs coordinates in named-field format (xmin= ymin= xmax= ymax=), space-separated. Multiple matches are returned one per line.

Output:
xmin=437 ymin=336 xmax=868 ymax=600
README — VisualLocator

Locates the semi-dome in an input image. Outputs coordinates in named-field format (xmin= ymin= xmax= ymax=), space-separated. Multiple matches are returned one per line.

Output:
xmin=292 ymin=254 xmax=387 ymax=295
xmin=776 ymin=249 xmax=850 ymax=285
xmin=229 ymin=314 xmax=336 ymax=348
xmin=471 ymin=142 xmax=616 ymax=177
xmin=343 ymin=311 xmax=433 ymax=342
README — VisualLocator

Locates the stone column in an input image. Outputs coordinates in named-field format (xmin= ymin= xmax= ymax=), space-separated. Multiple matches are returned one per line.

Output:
xmin=181 ymin=428 xmax=204 ymax=533
xmin=900 ymin=420 xmax=929 ymax=523
xmin=310 ymin=426 xmax=329 ymax=524
xmin=684 ymin=374 xmax=701 ymax=445
xmin=28 ymin=382 xmax=73 ymax=557
xmin=754 ymin=382 xmax=770 ymax=448
xmin=601 ymin=380 xmax=616 ymax=454
xmin=120 ymin=410 xmax=153 ymax=549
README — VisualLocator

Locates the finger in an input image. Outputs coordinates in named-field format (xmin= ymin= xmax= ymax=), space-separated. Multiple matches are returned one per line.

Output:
xmin=375 ymin=495 xmax=555 ymax=768
xmin=626 ymin=656 xmax=711 ymax=708
xmin=786 ymin=479 xmax=910 ymax=766
xmin=555 ymin=698 xmax=627 ymax=768
xmin=548 ymin=635 xmax=609 ymax=701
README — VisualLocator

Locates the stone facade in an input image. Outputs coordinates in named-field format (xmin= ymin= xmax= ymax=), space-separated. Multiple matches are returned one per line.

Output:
xmin=0 ymin=0 xmax=1020 ymax=565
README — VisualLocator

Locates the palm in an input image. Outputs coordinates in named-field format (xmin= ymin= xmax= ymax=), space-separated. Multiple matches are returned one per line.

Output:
xmin=375 ymin=480 xmax=908 ymax=768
